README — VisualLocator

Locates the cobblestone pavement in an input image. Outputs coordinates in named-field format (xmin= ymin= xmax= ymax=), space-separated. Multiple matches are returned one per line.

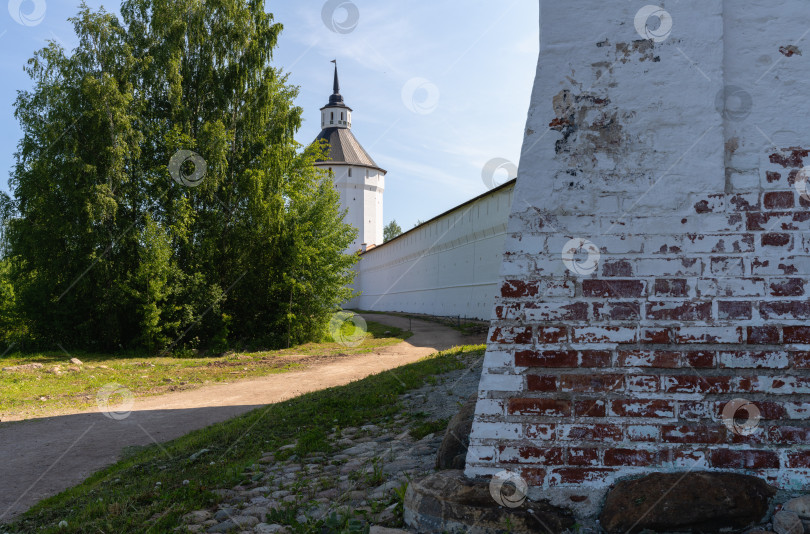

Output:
xmin=180 ymin=355 xmax=484 ymax=533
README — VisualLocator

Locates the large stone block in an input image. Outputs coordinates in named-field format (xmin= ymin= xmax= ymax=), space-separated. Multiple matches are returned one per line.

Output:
xmin=599 ymin=472 xmax=776 ymax=533
xmin=403 ymin=470 xmax=574 ymax=534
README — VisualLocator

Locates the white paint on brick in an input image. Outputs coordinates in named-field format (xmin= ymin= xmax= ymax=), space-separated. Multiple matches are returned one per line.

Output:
xmin=473 ymin=399 xmax=505 ymax=416
xmin=482 ymin=350 xmax=513 ymax=369
xmin=469 ymin=422 xmax=522 ymax=440
xmin=467 ymin=0 xmax=810 ymax=508
xmin=477 ymin=371 xmax=523 ymax=392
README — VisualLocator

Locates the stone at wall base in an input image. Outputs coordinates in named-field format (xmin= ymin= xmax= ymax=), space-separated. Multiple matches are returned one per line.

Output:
xmin=403 ymin=470 xmax=575 ymax=534
xmin=435 ymin=396 xmax=476 ymax=470
xmin=599 ymin=472 xmax=777 ymax=534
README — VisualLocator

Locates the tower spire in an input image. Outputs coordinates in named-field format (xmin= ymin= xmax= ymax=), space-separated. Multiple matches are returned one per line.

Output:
xmin=332 ymin=59 xmax=340 ymax=95
xmin=327 ymin=59 xmax=345 ymax=107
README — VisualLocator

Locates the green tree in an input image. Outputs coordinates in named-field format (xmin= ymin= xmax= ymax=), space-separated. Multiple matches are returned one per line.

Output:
xmin=7 ymin=1 xmax=357 ymax=352
xmin=383 ymin=220 xmax=402 ymax=242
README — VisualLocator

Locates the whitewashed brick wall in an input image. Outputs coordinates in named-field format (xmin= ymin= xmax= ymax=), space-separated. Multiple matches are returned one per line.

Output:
xmin=467 ymin=0 xmax=810 ymax=515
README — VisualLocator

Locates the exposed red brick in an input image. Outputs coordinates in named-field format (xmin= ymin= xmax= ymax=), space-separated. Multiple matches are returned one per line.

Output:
xmin=567 ymin=448 xmax=600 ymax=466
xmin=518 ymin=467 xmax=547 ymax=486
xmin=730 ymin=194 xmax=758 ymax=212
xmin=678 ymin=401 xmax=709 ymax=420
xmin=610 ymin=399 xmax=675 ymax=418
xmin=508 ymin=398 xmax=571 ymax=416
xmin=500 ymin=280 xmax=539 ymax=298
xmin=718 ymin=301 xmax=752 ymax=320
xmin=537 ymin=326 xmax=566 ymax=343
xmin=647 ymin=301 xmax=712 ymax=321
xmin=559 ymin=424 xmax=622 ymax=441
xmin=592 ymin=301 xmax=641 ymax=321
xmin=602 ymin=260 xmax=633 ymax=277
xmin=617 ymin=350 xmax=680 ymax=368
xmin=604 ymin=448 xmax=660 ymax=466
xmin=764 ymin=191 xmax=795 ymax=209
xmin=549 ymin=468 xmax=615 ymax=486
xmin=766 ymin=170 xmax=782 ymax=182
xmin=730 ymin=428 xmax=769 ymax=445
xmin=770 ymin=278 xmax=805 ymax=297
xmin=794 ymin=352 xmax=810 ymax=368
xmin=574 ymin=400 xmax=606 ymax=417
xmin=761 ymin=233 xmax=792 ymax=247
xmin=525 ymin=424 xmax=556 ymax=440
xmin=761 ymin=301 xmax=810 ymax=320
xmin=494 ymin=304 xmax=521 ymax=319
xmin=712 ymin=400 xmax=786 ymax=420
xmin=676 ymin=327 xmax=744 ymax=344
xmin=499 ymin=445 xmax=564 ymax=465
xmin=709 ymin=449 xmax=779 ymax=469
xmin=667 ymin=447 xmax=708 ymax=466
xmin=747 ymin=325 xmax=781 ymax=344
xmin=653 ymin=279 xmax=689 ymax=297
xmin=641 ymin=328 xmax=671 ymax=344
xmin=515 ymin=350 xmax=577 ymax=368
xmin=770 ymin=149 xmax=809 ymax=168
xmin=626 ymin=375 xmax=659 ymax=392
xmin=661 ymin=425 xmax=726 ymax=444
xmin=662 ymin=375 xmax=733 ymax=394
xmin=787 ymin=451 xmax=810 ymax=468
xmin=746 ymin=212 xmax=790 ymax=231
xmin=579 ymin=350 xmax=612 ymax=367
xmin=582 ymin=279 xmax=645 ymax=297
xmin=625 ymin=425 xmax=659 ymax=442
xmin=526 ymin=374 xmax=558 ymax=392
xmin=490 ymin=326 xmax=532 ymax=344
xmin=560 ymin=374 xmax=624 ymax=392
xmin=524 ymin=301 xmax=588 ymax=321
xmin=684 ymin=351 xmax=716 ymax=368
xmin=769 ymin=426 xmax=810 ymax=444
xmin=780 ymin=45 xmax=800 ymax=57
xmin=572 ymin=326 xmax=637 ymax=344
xmin=785 ymin=326 xmax=810 ymax=344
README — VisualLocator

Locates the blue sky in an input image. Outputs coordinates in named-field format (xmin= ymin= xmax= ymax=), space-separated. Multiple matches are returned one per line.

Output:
xmin=0 ymin=1 xmax=538 ymax=229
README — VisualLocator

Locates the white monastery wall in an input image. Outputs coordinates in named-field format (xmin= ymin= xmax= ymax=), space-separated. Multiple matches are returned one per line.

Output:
xmin=346 ymin=181 xmax=515 ymax=320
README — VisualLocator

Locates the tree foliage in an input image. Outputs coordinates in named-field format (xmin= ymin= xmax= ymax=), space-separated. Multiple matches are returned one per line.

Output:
xmin=6 ymin=0 xmax=357 ymax=352
xmin=383 ymin=220 xmax=402 ymax=242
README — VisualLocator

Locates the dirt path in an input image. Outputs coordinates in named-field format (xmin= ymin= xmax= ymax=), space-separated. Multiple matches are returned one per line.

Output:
xmin=0 ymin=313 xmax=484 ymax=523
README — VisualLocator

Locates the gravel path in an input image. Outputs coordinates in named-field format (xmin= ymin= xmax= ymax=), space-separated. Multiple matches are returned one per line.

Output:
xmin=0 ymin=314 xmax=484 ymax=522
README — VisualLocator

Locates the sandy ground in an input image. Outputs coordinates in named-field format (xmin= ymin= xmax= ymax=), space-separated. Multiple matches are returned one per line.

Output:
xmin=0 ymin=313 xmax=485 ymax=523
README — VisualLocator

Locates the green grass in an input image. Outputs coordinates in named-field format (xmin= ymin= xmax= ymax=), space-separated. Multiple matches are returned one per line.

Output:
xmin=0 ymin=321 xmax=412 ymax=421
xmin=409 ymin=417 xmax=450 ymax=440
xmin=2 ymin=344 xmax=484 ymax=534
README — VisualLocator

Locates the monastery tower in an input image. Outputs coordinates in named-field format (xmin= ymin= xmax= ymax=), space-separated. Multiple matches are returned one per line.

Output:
xmin=313 ymin=62 xmax=387 ymax=252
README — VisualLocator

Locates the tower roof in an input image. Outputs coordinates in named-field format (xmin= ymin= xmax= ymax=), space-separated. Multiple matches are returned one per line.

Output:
xmin=323 ymin=61 xmax=351 ymax=110
xmin=312 ymin=61 xmax=386 ymax=174
xmin=313 ymin=128 xmax=387 ymax=174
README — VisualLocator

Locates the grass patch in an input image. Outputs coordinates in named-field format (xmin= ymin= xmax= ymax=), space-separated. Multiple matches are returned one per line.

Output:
xmin=409 ymin=417 xmax=450 ymax=440
xmin=0 ymin=320 xmax=412 ymax=421
xmin=3 ymin=345 xmax=484 ymax=534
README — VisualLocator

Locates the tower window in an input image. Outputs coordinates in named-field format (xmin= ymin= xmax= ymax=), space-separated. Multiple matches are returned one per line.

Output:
xmin=341 ymin=112 xmax=344 ymax=120
xmin=348 ymin=168 xmax=352 ymax=177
